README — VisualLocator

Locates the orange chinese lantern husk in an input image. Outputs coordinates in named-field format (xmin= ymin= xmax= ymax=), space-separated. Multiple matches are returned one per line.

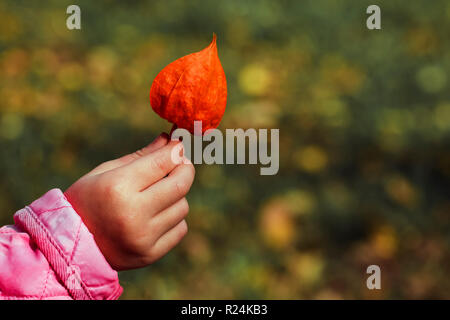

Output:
xmin=150 ymin=34 xmax=227 ymax=134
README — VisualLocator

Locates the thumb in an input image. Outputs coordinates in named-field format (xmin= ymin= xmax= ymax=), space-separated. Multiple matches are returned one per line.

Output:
xmin=87 ymin=133 xmax=170 ymax=176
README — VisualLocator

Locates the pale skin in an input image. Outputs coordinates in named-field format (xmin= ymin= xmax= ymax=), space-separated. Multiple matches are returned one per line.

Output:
xmin=64 ymin=133 xmax=195 ymax=271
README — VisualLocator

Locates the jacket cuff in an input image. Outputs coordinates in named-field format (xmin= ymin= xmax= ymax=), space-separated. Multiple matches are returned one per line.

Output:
xmin=14 ymin=189 xmax=123 ymax=300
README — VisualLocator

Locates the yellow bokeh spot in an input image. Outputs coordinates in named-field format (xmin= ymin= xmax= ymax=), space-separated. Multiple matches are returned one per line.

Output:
xmin=239 ymin=265 xmax=270 ymax=292
xmin=287 ymin=253 xmax=324 ymax=286
xmin=385 ymin=175 xmax=418 ymax=208
xmin=2 ymin=48 xmax=28 ymax=77
xmin=87 ymin=47 xmax=118 ymax=86
xmin=260 ymin=200 xmax=295 ymax=249
xmin=58 ymin=63 xmax=84 ymax=91
xmin=295 ymin=146 xmax=328 ymax=173
xmin=315 ymin=98 xmax=349 ymax=127
xmin=282 ymin=189 xmax=316 ymax=216
xmin=238 ymin=63 xmax=272 ymax=96
xmin=405 ymin=27 xmax=438 ymax=56
xmin=315 ymin=289 xmax=343 ymax=300
xmin=228 ymin=101 xmax=280 ymax=128
xmin=371 ymin=225 xmax=397 ymax=259
xmin=320 ymin=55 xmax=365 ymax=95
xmin=416 ymin=65 xmax=447 ymax=93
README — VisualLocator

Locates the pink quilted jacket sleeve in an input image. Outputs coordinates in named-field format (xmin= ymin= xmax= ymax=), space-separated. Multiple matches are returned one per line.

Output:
xmin=0 ymin=189 xmax=123 ymax=300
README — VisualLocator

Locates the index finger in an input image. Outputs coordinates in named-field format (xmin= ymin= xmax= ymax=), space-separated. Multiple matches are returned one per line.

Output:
xmin=116 ymin=140 xmax=184 ymax=191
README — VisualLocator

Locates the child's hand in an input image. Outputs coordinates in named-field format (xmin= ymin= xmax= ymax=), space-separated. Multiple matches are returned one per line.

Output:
xmin=64 ymin=133 xmax=195 ymax=270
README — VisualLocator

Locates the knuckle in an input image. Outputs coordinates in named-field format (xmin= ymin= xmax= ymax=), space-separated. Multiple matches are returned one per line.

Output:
xmin=121 ymin=229 xmax=150 ymax=258
xmin=113 ymin=214 xmax=134 ymax=240
xmin=148 ymin=219 xmax=164 ymax=241
xmin=178 ymin=220 xmax=188 ymax=238
xmin=175 ymin=179 xmax=189 ymax=196
xmin=185 ymin=162 xmax=195 ymax=179
xmin=141 ymin=250 xmax=158 ymax=265
xmin=134 ymin=148 xmax=146 ymax=158
xmin=169 ymin=144 xmax=181 ymax=164
xmin=121 ymin=153 xmax=139 ymax=164
xmin=151 ymin=155 xmax=167 ymax=173
xmin=101 ymin=179 xmax=126 ymax=203
xmin=179 ymin=198 xmax=190 ymax=216
xmin=174 ymin=165 xmax=195 ymax=195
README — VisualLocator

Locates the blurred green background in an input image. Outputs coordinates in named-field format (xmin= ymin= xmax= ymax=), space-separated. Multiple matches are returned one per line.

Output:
xmin=0 ymin=0 xmax=449 ymax=299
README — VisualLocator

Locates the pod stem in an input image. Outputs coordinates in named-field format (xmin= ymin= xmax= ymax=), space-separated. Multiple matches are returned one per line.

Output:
xmin=169 ymin=124 xmax=178 ymax=138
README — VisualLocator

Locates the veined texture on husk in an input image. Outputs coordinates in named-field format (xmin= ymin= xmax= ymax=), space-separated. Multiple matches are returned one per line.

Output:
xmin=150 ymin=34 xmax=227 ymax=134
